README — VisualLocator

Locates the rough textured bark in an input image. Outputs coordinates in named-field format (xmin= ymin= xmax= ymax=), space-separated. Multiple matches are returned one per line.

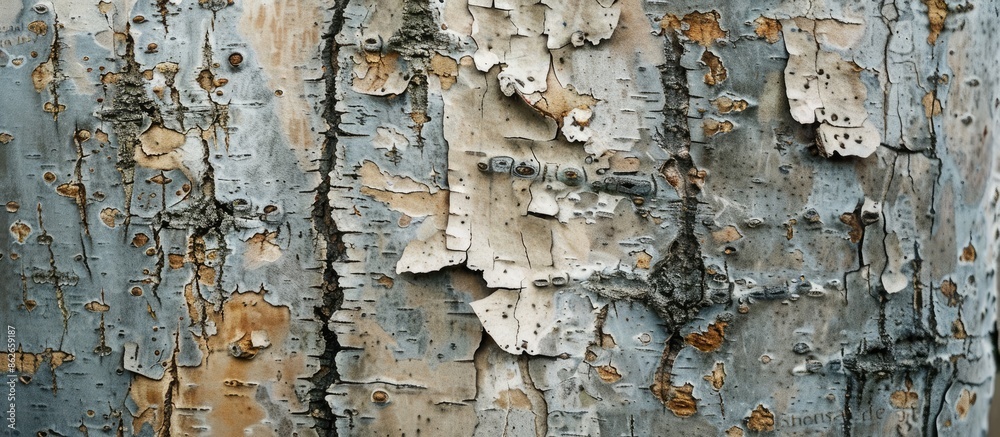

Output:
xmin=0 ymin=0 xmax=996 ymax=436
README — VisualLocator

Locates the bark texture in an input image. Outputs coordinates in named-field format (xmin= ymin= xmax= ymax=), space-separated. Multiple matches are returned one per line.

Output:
xmin=0 ymin=0 xmax=997 ymax=436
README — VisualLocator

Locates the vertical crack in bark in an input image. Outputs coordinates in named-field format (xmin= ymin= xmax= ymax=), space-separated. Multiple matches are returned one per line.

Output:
xmin=517 ymin=354 xmax=548 ymax=437
xmin=158 ymin=330 xmax=181 ymax=437
xmin=106 ymin=26 xmax=161 ymax=236
xmin=308 ymin=1 xmax=350 ymax=434
xmin=649 ymin=32 xmax=708 ymax=330
xmin=389 ymin=0 xmax=447 ymax=150
xmin=644 ymin=32 xmax=710 ymax=407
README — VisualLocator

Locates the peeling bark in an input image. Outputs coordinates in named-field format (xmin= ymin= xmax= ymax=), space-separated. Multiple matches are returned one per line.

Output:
xmin=0 ymin=0 xmax=996 ymax=436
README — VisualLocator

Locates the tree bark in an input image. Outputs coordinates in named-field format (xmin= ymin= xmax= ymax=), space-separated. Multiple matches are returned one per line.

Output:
xmin=0 ymin=0 xmax=996 ymax=436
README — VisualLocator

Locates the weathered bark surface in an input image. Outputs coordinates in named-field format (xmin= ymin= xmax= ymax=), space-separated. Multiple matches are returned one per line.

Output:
xmin=0 ymin=0 xmax=997 ymax=436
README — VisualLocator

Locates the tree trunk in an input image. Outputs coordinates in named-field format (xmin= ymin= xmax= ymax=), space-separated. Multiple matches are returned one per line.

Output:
xmin=0 ymin=0 xmax=996 ymax=436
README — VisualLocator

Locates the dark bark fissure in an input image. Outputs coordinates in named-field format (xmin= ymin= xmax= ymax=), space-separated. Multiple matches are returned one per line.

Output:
xmin=645 ymin=31 xmax=713 ymax=406
xmin=308 ymin=1 xmax=351 ymax=434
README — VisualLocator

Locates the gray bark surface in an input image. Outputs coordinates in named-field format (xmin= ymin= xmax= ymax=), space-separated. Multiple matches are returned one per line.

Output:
xmin=0 ymin=0 xmax=996 ymax=436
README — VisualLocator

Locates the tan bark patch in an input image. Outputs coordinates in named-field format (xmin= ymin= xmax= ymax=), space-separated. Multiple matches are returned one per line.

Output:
xmin=129 ymin=290 xmax=305 ymax=435
xmin=496 ymin=389 xmax=531 ymax=410
xmin=940 ymin=279 xmax=960 ymax=307
xmin=635 ymin=251 xmax=652 ymax=269
xmin=685 ymin=321 xmax=727 ymax=352
xmin=429 ymin=54 xmax=459 ymax=90
xmin=712 ymin=226 xmax=743 ymax=244
xmin=659 ymin=14 xmax=681 ymax=33
xmin=922 ymin=91 xmax=942 ymax=118
xmin=14 ymin=347 xmax=74 ymax=375
xmin=596 ymin=365 xmax=622 ymax=383
xmin=959 ymin=243 xmax=976 ymax=262
xmin=680 ymin=11 xmax=726 ymax=46
xmin=136 ymin=124 xmax=186 ymax=171
xmin=27 ymin=21 xmax=48 ymax=36
xmin=244 ymin=231 xmax=282 ymax=267
xmin=704 ymin=362 xmax=725 ymax=390
xmin=712 ymin=96 xmax=748 ymax=114
xmin=701 ymin=50 xmax=727 ymax=85
xmin=952 ymin=318 xmax=967 ymax=339
xmin=374 ymin=274 xmax=395 ymax=288
xmin=99 ymin=208 xmax=119 ymax=228
xmin=923 ymin=0 xmax=948 ymax=44
xmin=747 ymin=404 xmax=775 ymax=432
xmin=10 ymin=222 xmax=30 ymax=243
xmin=703 ymin=119 xmax=733 ymax=136
xmin=31 ymin=58 xmax=54 ymax=91
xmin=666 ymin=383 xmax=697 ymax=417
xmin=890 ymin=389 xmax=919 ymax=409
xmin=753 ymin=17 xmax=782 ymax=43
xmin=131 ymin=233 xmax=149 ymax=247
xmin=84 ymin=301 xmax=110 ymax=312
xmin=167 ymin=253 xmax=185 ymax=269
xmin=5 ymin=201 xmax=19 ymax=213
xmin=840 ymin=212 xmax=863 ymax=243
xmin=956 ymin=389 xmax=977 ymax=419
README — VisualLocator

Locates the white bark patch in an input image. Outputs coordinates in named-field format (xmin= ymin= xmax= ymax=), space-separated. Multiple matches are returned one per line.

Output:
xmin=540 ymin=0 xmax=621 ymax=49
xmin=781 ymin=17 xmax=879 ymax=158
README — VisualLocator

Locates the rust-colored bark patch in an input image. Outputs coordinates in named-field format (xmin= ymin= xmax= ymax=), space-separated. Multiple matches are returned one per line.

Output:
xmin=922 ymin=91 xmax=942 ymax=118
xmin=666 ymin=383 xmax=697 ymax=417
xmin=890 ymin=389 xmax=919 ymax=409
xmin=84 ymin=301 xmax=110 ymax=312
xmin=704 ymin=362 xmax=725 ymax=390
xmin=685 ymin=321 xmax=727 ymax=352
xmin=31 ymin=58 xmax=54 ymax=92
xmin=129 ymin=289 xmax=305 ymax=435
xmin=596 ymin=365 xmax=623 ymax=383
xmin=27 ymin=21 xmax=48 ymax=36
xmin=353 ymin=51 xmax=408 ymax=96
xmin=137 ymin=124 xmax=186 ymax=171
xmin=635 ymin=251 xmax=652 ymax=269
xmin=840 ymin=212 xmax=863 ymax=243
xmin=168 ymin=253 xmax=185 ymax=269
xmin=55 ymin=182 xmax=82 ymax=198
xmin=429 ymin=54 xmax=459 ymax=90
xmin=712 ymin=96 xmax=748 ymax=114
xmin=245 ymin=231 xmax=282 ymax=267
xmin=940 ymin=279 xmax=960 ymax=307
xmin=754 ymin=17 xmax=782 ymax=43
xmin=747 ymin=404 xmax=775 ymax=432
xmin=959 ymin=243 xmax=976 ymax=262
xmin=701 ymin=50 xmax=727 ymax=86
xmin=10 ymin=222 xmax=31 ymax=244
xmin=923 ymin=0 xmax=948 ymax=44
xmin=132 ymin=233 xmax=149 ymax=247
xmin=712 ymin=226 xmax=743 ymax=244
xmin=703 ymin=119 xmax=733 ymax=136
xmin=99 ymin=208 xmax=119 ymax=228
xmin=14 ymin=347 xmax=74 ymax=375
xmin=952 ymin=318 xmax=967 ymax=339
xmin=956 ymin=388 xmax=977 ymax=419
xmin=374 ymin=274 xmax=395 ymax=288
xmin=680 ymin=11 xmax=726 ymax=46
